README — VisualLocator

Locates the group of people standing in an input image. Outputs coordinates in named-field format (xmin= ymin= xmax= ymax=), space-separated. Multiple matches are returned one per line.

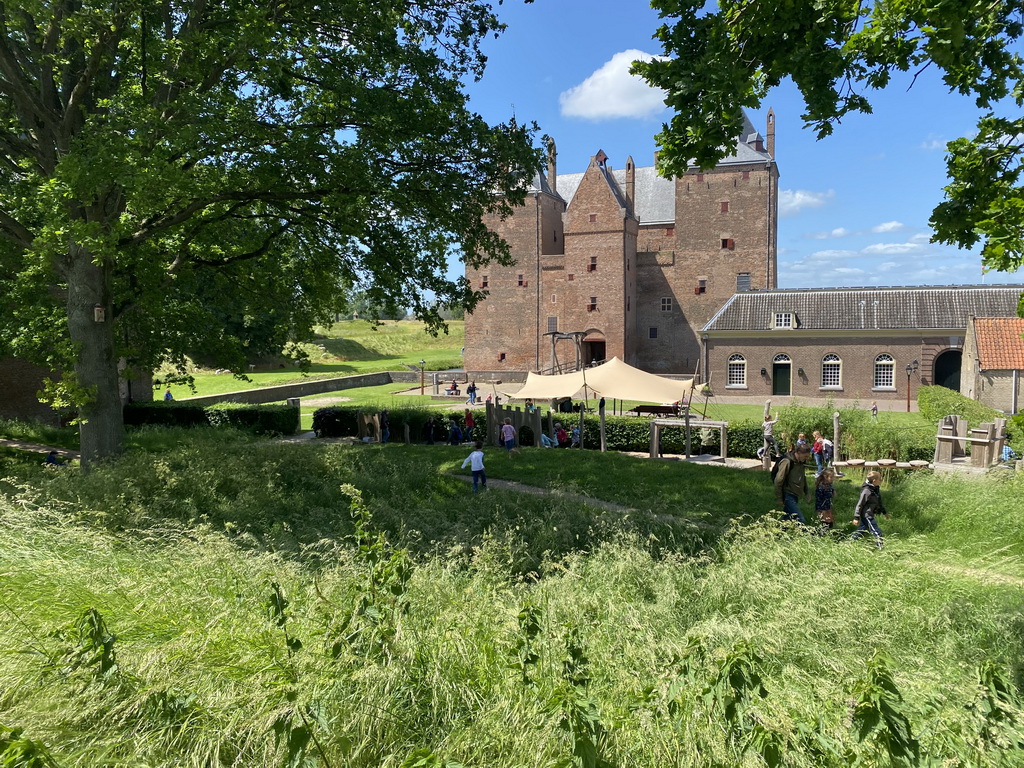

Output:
xmin=422 ymin=409 xmax=476 ymax=446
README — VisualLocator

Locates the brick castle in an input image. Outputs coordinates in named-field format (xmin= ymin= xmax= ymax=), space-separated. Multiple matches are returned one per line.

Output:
xmin=464 ymin=110 xmax=779 ymax=377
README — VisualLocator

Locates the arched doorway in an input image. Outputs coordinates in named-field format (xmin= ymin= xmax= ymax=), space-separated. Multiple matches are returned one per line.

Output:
xmin=934 ymin=349 xmax=962 ymax=391
xmin=582 ymin=331 xmax=606 ymax=366
xmin=772 ymin=353 xmax=791 ymax=396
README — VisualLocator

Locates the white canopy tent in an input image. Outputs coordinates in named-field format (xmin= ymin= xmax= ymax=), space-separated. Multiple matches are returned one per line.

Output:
xmin=499 ymin=357 xmax=694 ymax=404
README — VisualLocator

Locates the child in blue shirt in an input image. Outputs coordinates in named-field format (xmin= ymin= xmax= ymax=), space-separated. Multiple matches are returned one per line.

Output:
xmin=461 ymin=441 xmax=487 ymax=492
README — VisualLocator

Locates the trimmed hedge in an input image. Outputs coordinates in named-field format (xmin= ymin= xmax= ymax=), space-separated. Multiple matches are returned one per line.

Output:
xmin=917 ymin=385 xmax=1004 ymax=425
xmin=312 ymin=405 xmax=487 ymax=443
xmin=124 ymin=401 xmax=299 ymax=436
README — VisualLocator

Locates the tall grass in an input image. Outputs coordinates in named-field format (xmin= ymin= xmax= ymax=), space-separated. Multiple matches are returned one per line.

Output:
xmin=1 ymin=435 xmax=1022 ymax=766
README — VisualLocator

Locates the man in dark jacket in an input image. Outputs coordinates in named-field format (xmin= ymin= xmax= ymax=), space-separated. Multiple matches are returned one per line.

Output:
xmin=773 ymin=445 xmax=812 ymax=524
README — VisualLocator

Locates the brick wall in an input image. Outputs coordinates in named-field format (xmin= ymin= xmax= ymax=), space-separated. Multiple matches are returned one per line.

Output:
xmin=0 ymin=356 xmax=60 ymax=423
xmin=705 ymin=333 xmax=948 ymax=402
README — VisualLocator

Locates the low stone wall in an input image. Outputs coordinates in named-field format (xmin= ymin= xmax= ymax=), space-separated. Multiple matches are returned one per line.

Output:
xmin=179 ymin=372 xmax=394 ymax=406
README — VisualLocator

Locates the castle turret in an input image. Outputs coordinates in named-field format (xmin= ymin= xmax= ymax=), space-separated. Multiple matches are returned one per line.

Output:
xmin=546 ymin=136 xmax=557 ymax=195
xmin=766 ymin=108 xmax=775 ymax=158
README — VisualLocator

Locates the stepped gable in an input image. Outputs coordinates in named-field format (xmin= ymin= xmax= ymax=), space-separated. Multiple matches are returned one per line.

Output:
xmin=703 ymin=285 xmax=1024 ymax=332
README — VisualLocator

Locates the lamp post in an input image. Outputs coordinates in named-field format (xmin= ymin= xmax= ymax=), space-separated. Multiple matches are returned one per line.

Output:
xmin=420 ymin=360 xmax=426 ymax=396
xmin=905 ymin=359 xmax=919 ymax=412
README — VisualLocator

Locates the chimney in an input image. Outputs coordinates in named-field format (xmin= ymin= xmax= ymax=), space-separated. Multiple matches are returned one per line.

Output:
xmin=625 ymin=155 xmax=635 ymax=214
xmin=766 ymin=107 xmax=775 ymax=158
xmin=546 ymin=136 xmax=557 ymax=195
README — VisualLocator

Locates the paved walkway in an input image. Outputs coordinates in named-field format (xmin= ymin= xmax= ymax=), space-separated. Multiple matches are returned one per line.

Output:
xmin=0 ymin=438 xmax=80 ymax=459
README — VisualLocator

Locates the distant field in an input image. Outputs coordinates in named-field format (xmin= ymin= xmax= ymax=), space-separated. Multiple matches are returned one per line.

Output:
xmin=162 ymin=319 xmax=465 ymax=399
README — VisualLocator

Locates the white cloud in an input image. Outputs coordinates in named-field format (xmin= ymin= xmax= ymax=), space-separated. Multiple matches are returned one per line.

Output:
xmin=861 ymin=241 xmax=930 ymax=255
xmin=559 ymin=50 xmax=667 ymax=121
xmin=920 ymin=134 xmax=946 ymax=151
xmin=807 ymin=226 xmax=851 ymax=239
xmin=909 ymin=232 xmax=931 ymax=244
xmin=779 ymin=188 xmax=835 ymax=218
xmin=870 ymin=221 xmax=908 ymax=234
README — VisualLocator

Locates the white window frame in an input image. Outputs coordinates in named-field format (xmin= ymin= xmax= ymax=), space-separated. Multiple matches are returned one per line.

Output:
xmin=726 ymin=354 xmax=747 ymax=388
xmin=873 ymin=353 xmax=895 ymax=390
xmin=773 ymin=312 xmax=793 ymax=329
xmin=661 ymin=297 xmax=673 ymax=312
xmin=820 ymin=353 xmax=842 ymax=390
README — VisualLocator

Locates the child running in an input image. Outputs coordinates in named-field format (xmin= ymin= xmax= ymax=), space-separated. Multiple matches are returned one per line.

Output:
xmin=852 ymin=470 xmax=888 ymax=549
xmin=500 ymin=417 xmax=520 ymax=455
xmin=461 ymin=441 xmax=487 ymax=493
xmin=815 ymin=468 xmax=836 ymax=533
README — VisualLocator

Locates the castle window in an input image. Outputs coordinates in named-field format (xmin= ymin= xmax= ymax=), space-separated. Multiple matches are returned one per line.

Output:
xmin=498 ymin=352 xmax=506 ymax=362
xmin=721 ymin=238 xmax=735 ymax=250
xmin=517 ymin=274 xmax=526 ymax=287
xmin=547 ymin=316 xmax=558 ymax=333
xmin=873 ymin=354 xmax=895 ymax=389
xmin=773 ymin=312 xmax=794 ymax=329
xmin=727 ymin=354 xmax=746 ymax=387
xmin=696 ymin=173 xmax=704 ymax=182
xmin=589 ymin=213 xmax=597 ymax=223
xmin=587 ymin=257 xmax=597 ymax=272
xmin=649 ymin=327 xmax=658 ymax=339
xmin=736 ymin=272 xmax=751 ymax=292
xmin=742 ymin=170 xmax=750 ymax=180
xmin=551 ymin=294 xmax=557 ymax=304
xmin=720 ymin=201 xmax=729 ymax=213
xmin=665 ymin=226 xmax=675 ymax=237
xmin=661 ymin=297 xmax=673 ymax=312
xmin=568 ymin=273 xmax=575 ymax=281
xmin=587 ymin=297 xmax=598 ymax=312
xmin=821 ymin=354 xmax=842 ymax=389
xmin=696 ymin=279 xmax=707 ymax=295
xmin=481 ymin=275 xmax=488 ymax=288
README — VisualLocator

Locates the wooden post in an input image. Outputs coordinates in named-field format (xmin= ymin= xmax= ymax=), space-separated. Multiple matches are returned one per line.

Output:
xmin=599 ymin=398 xmax=606 ymax=452
xmin=720 ymin=421 xmax=728 ymax=460
xmin=833 ymin=411 xmax=841 ymax=463
xmin=684 ymin=408 xmax=691 ymax=459
xmin=935 ymin=416 xmax=954 ymax=464
xmin=649 ymin=421 xmax=658 ymax=459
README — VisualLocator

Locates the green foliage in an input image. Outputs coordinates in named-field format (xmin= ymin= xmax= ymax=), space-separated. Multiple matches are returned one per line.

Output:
xmin=635 ymin=0 xmax=1024 ymax=274
xmin=918 ymin=385 xmax=1005 ymax=425
xmin=124 ymin=402 xmax=298 ymax=436
xmin=0 ymin=1 xmax=538 ymax=462
xmin=0 ymin=726 xmax=60 ymax=768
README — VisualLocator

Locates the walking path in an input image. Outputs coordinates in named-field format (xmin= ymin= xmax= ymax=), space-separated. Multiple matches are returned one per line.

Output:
xmin=0 ymin=438 xmax=79 ymax=460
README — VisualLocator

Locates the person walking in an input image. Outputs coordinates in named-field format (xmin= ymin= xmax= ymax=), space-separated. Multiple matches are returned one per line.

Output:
xmin=815 ymin=468 xmax=837 ymax=533
xmin=852 ymin=470 xmax=889 ymax=549
xmin=463 ymin=409 xmax=475 ymax=440
xmin=811 ymin=430 xmax=825 ymax=476
xmin=466 ymin=381 xmax=477 ymax=405
xmin=500 ymin=417 xmax=520 ymax=455
xmin=870 ymin=401 xmax=878 ymax=422
xmin=461 ymin=441 xmax=487 ymax=492
xmin=762 ymin=411 xmax=781 ymax=458
xmin=773 ymin=444 xmax=812 ymax=524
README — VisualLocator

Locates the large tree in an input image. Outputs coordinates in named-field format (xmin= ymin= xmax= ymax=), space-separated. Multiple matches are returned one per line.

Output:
xmin=0 ymin=0 xmax=537 ymax=465
xmin=634 ymin=0 xmax=1024 ymax=288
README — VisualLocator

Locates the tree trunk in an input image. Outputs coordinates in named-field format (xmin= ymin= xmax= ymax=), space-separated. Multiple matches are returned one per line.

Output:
xmin=66 ymin=244 xmax=124 ymax=467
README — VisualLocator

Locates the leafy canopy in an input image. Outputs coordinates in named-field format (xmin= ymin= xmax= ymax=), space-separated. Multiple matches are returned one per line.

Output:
xmin=0 ymin=0 xmax=539 ymax=380
xmin=633 ymin=0 xmax=1024 ymax=280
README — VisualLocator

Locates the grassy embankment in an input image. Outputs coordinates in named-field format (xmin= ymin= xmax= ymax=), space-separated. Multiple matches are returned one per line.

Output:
xmin=0 ymin=430 xmax=1021 ymax=767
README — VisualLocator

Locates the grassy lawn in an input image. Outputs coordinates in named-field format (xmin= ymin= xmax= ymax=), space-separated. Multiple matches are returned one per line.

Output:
xmin=0 ymin=433 xmax=1021 ymax=766
xmin=162 ymin=319 xmax=465 ymax=399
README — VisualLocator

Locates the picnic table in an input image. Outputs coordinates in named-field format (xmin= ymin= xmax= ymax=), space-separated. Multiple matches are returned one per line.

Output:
xmin=629 ymin=404 xmax=680 ymax=417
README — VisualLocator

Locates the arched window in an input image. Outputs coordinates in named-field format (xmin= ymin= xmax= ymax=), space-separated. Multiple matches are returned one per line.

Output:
xmin=773 ymin=353 xmax=791 ymax=364
xmin=727 ymin=354 xmax=746 ymax=387
xmin=821 ymin=354 xmax=842 ymax=388
xmin=873 ymin=353 xmax=895 ymax=389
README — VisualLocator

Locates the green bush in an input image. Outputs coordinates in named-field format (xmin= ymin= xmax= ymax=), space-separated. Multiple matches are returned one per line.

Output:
xmin=124 ymin=401 xmax=298 ymax=436
xmin=312 ymin=405 xmax=486 ymax=442
xmin=917 ymin=385 xmax=1003 ymax=424
xmin=205 ymin=403 xmax=298 ymax=436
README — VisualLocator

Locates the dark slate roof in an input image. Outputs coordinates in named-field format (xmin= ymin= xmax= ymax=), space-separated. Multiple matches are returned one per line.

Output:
xmin=703 ymin=286 xmax=1024 ymax=333
xmin=546 ymin=111 xmax=772 ymax=225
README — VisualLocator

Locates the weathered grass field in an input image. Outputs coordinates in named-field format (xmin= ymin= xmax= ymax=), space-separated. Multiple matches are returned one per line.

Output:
xmin=1 ymin=429 xmax=1022 ymax=766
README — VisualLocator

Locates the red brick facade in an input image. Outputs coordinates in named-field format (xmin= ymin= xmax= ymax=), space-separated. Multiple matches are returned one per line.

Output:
xmin=466 ymin=127 xmax=778 ymax=376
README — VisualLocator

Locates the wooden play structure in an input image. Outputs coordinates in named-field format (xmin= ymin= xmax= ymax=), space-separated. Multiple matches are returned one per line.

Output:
xmin=933 ymin=414 xmax=1009 ymax=470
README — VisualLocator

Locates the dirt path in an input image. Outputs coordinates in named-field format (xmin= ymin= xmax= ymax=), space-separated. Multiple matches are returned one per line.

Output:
xmin=0 ymin=438 xmax=79 ymax=459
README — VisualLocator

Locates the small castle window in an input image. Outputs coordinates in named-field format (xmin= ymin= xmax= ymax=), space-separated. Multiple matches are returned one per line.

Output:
xmin=547 ymin=316 xmax=558 ymax=333
xmin=720 ymin=201 xmax=729 ymax=213
xmin=721 ymin=238 xmax=735 ymax=250
xmin=587 ymin=257 xmax=597 ymax=272
xmin=517 ymin=274 xmax=526 ymax=287
xmin=649 ymin=327 xmax=658 ymax=339
xmin=568 ymin=273 xmax=574 ymax=281
xmin=587 ymin=297 xmax=598 ymax=312
xmin=696 ymin=173 xmax=704 ymax=182
xmin=665 ymin=226 xmax=675 ymax=237
xmin=498 ymin=352 xmax=506 ymax=362
xmin=589 ymin=213 xmax=597 ymax=223
xmin=661 ymin=297 xmax=673 ymax=312
xmin=773 ymin=312 xmax=793 ymax=329
xmin=742 ymin=170 xmax=750 ymax=180
xmin=696 ymin=279 xmax=706 ymax=295
xmin=727 ymin=354 xmax=746 ymax=387
xmin=481 ymin=275 xmax=488 ymax=288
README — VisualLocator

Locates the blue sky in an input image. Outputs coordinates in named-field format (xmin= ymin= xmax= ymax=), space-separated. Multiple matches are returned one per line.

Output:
xmin=461 ymin=0 xmax=1024 ymax=289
